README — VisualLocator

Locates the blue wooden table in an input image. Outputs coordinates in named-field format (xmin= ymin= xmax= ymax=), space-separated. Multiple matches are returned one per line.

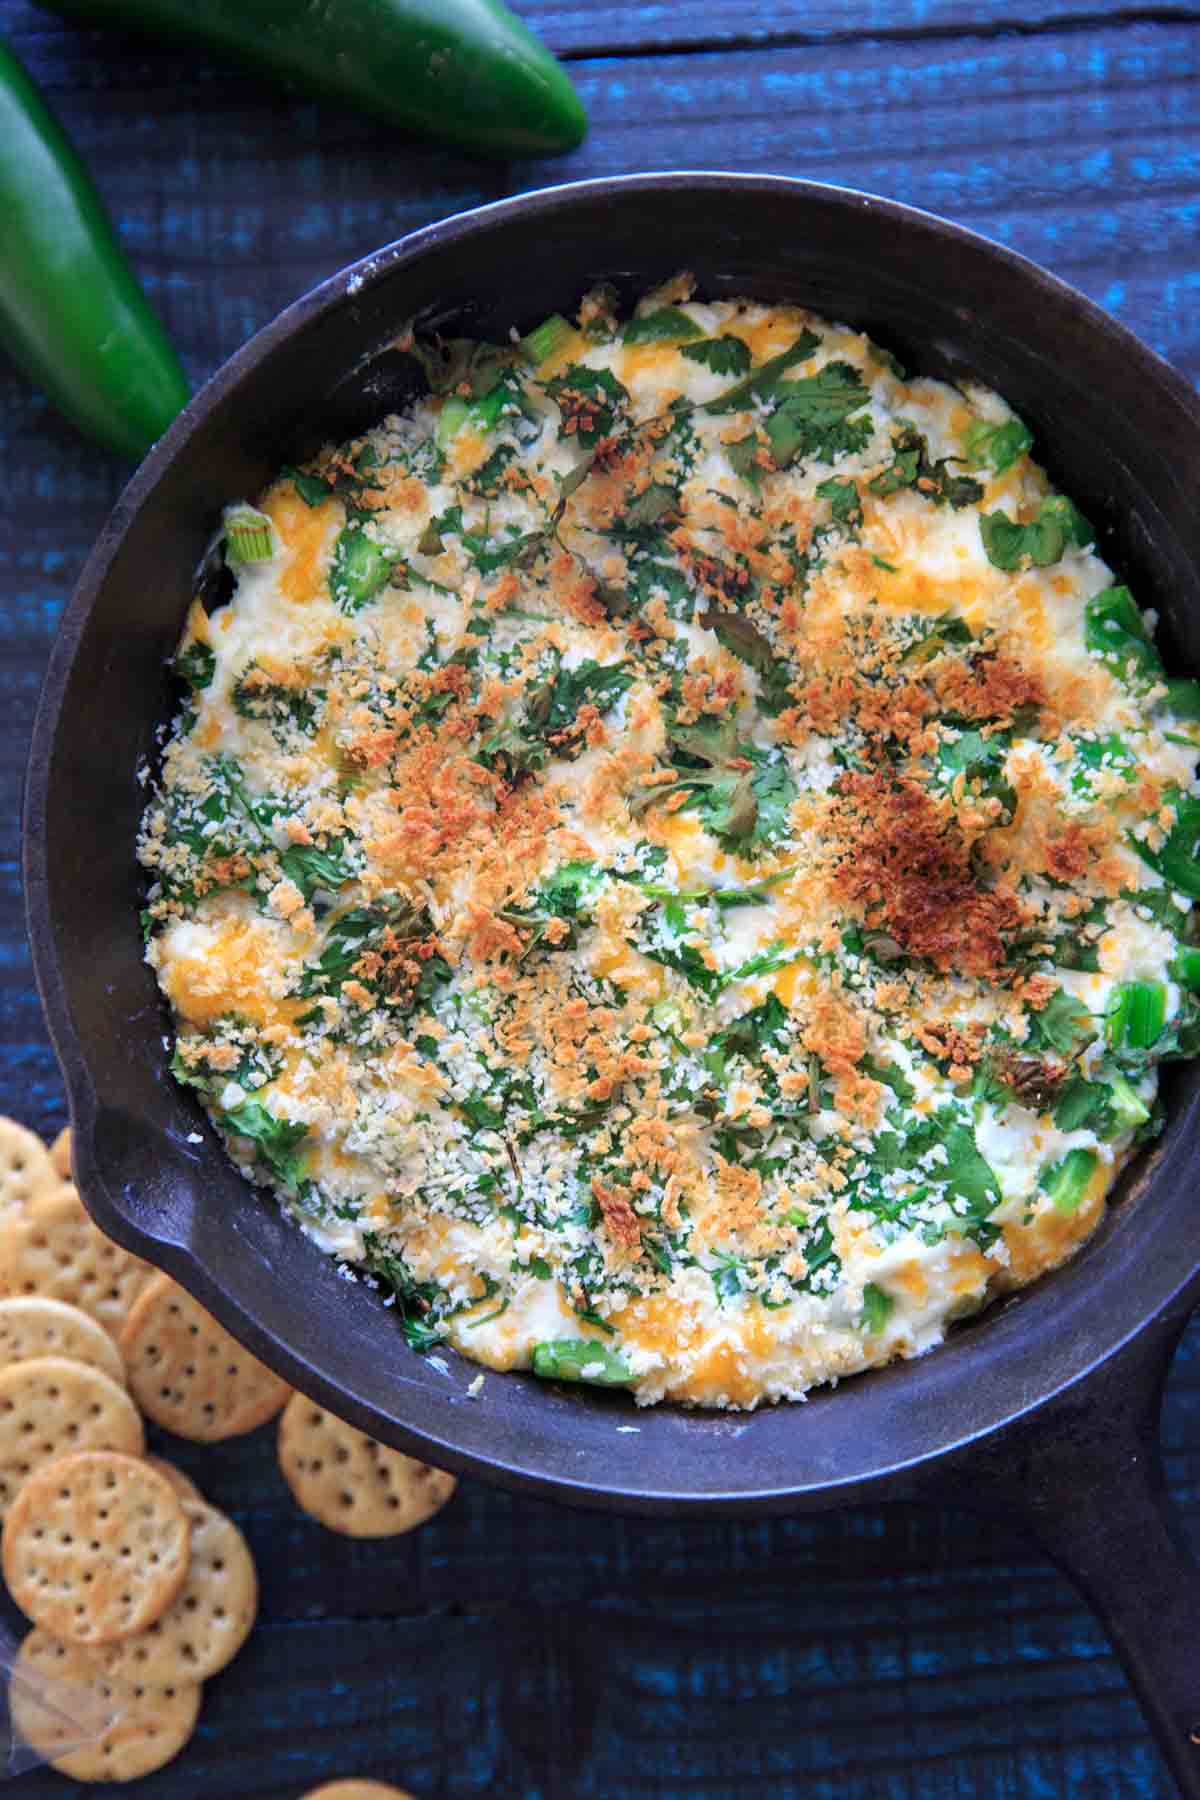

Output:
xmin=2 ymin=1 xmax=1199 ymax=1792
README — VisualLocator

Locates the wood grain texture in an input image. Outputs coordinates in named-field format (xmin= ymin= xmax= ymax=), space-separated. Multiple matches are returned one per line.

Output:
xmin=12 ymin=0 xmax=1200 ymax=57
xmin=527 ymin=1 xmax=1200 ymax=57
xmin=0 ymin=0 xmax=1198 ymax=1791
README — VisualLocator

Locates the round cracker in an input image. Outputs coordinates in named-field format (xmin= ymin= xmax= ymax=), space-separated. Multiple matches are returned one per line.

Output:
xmin=0 ymin=1184 xmax=156 ymax=1341
xmin=278 ymin=1395 xmax=456 ymax=1538
xmin=48 ymin=1125 xmax=72 ymax=1182
xmin=3 ymin=1451 xmax=190 ymax=1644
xmin=143 ymin=1454 xmax=205 ymax=1506
xmin=303 ymin=1785 xmax=416 ymax=1799
xmin=0 ymin=1120 xmax=60 ymax=1226
xmin=119 ymin=1274 xmax=290 ymax=1442
xmin=0 ymin=1296 xmax=125 ymax=1386
xmin=10 ymin=1627 xmax=200 ymax=1782
xmin=0 ymin=1356 xmax=143 ymax=1518
xmin=105 ymin=1500 xmax=256 ymax=1682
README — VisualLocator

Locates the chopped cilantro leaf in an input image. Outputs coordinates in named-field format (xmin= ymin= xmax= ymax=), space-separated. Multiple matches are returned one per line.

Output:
xmin=902 ymin=616 xmax=972 ymax=664
xmin=531 ymin=659 xmax=635 ymax=737
xmin=962 ymin=415 xmax=1032 ymax=474
xmin=330 ymin=521 xmax=398 ymax=614
xmin=701 ymin=610 xmax=794 ymax=713
xmin=1084 ymin=585 xmax=1162 ymax=686
xmin=623 ymin=307 xmax=703 ymax=344
xmin=681 ymin=335 xmax=752 ymax=376
xmin=461 ymin=1094 xmax=505 ymax=1131
xmin=1132 ymin=788 xmax=1200 ymax=898
xmin=475 ymin=718 xmax=549 ymax=782
xmin=871 ymin=1109 xmax=1000 ymax=1244
xmin=615 ymin=482 xmax=680 ymax=536
xmin=464 ymin=443 xmax=518 ymax=497
xmin=222 ymin=1099 xmax=309 ymax=1195
xmin=933 ymin=729 xmax=1015 ymax=814
xmin=282 ymin=465 xmax=334 ymax=506
xmin=816 ymin=475 xmax=863 ymax=529
xmin=763 ymin=362 xmax=873 ymax=469
xmin=544 ymin=365 xmax=629 ymax=447
xmin=231 ymin=666 xmax=321 ymax=742
xmin=278 ymin=839 xmax=355 ymax=903
xmin=362 ymin=1235 xmax=447 ymax=1352
xmin=1026 ymin=986 xmax=1098 ymax=1057
xmin=174 ymin=642 xmax=215 ymax=691
xmin=980 ymin=496 xmax=1093 ymax=571
xmin=705 ymin=331 xmax=821 ymax=414
xmin=461 ymin=523 xmax=548 ymax=576
xmin=869 ymin=425 xmax=984 ymax=508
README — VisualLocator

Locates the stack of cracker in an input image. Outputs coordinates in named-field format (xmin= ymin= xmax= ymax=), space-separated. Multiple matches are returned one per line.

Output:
xmin=0 ymin=1122 xmax=275 ymax=1779
xmin=0 ymin=1120 xmax=457 ymax=1787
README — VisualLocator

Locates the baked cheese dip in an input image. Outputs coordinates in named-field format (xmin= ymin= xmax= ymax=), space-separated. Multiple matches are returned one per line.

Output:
xmin=139 ymin=278 xmax=1200 ymax=1408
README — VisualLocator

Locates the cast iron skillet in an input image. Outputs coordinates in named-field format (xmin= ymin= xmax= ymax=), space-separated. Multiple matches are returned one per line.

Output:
xmin=22 ymin=174 xmax=1200 ymax=1791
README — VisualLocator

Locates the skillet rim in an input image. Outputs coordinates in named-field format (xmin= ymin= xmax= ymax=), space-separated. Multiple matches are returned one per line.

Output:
xmin=23 ymin=171 xmax=1200 ymax=1514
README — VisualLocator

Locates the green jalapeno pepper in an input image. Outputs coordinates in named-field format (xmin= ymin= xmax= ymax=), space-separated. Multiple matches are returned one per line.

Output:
xmin=36 ymin=0 xmax=587 ymax=158
xmin=0 ymin=36 xmax=189 ymax=458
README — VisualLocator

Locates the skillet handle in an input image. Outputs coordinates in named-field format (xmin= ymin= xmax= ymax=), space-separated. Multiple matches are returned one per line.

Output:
xmin=946 ymin=1311 xmax=1200 ymax=1796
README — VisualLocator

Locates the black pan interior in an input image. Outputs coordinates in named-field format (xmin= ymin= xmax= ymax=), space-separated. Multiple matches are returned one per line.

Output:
xmin=24 ymin=175 xmax=1200 ymax=1513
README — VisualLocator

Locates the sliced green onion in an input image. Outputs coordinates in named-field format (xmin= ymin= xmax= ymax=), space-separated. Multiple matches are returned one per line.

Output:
xmin=1041 ymin=1148 xmax=1098 ymax=1214
xmin=1104 ymin=1071 xmax=1152 ymax=1135
xmin=712 ymin=869 xmax=796 ymax=908
xmin=435 ymin=396 xmax=470 ymax=446
xmin=1106 ymin=980 xmax=1167 ymax=1052
xmin=464 ymin=1301 xmax=509 ymax=1330
xmin=469 ymin=381 xmax=515 ymax=434
xmin=530 ymin=1338 xmax=633 ymax=1386
xmin=704 ymin=330 xmax=820 ymax=416
xmin=223 ymin=505 xmax=275 ymax=566
xmin=519 ymin=313 xmax=574 ymax=366
xmin=329 ymin=523 xmax=397 ymax=615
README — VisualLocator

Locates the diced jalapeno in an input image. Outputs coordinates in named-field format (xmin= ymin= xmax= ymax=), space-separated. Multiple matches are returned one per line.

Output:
xmin=530 ymin=1338 xmax=633 ymax=1386
xmin=1040 ymin=1148 xmax=1098 ymax=1214
xmin=1172 ymin=947 xmax=1200 ymax=991
xmin=859 ymin=1283 xmax=895 ymax=1334
xmin=1106 ymin=981 xmax=1167 ymax=1052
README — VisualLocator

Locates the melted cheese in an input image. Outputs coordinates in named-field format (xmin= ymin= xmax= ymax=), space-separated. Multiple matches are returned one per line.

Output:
xmin=139 ymin=284 xmax=1199 ymax=1412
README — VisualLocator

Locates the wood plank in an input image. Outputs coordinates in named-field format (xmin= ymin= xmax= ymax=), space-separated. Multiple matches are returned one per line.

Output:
xmin=11 ymin=0 xmax=1200 ymax=60
xmin=525 ymin=0 xmax=1200 ymax=56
